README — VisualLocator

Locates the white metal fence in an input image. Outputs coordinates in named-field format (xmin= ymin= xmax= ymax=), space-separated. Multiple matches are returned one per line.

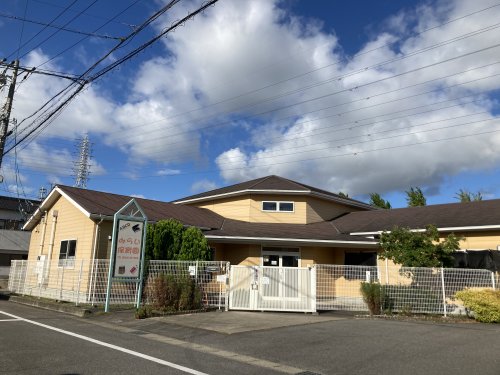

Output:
xmin=7 ymin=260 xmax=498 ymax=315
xmin=316 ymin=264 xmax=498 ymax=315
xmin=8 ymin=259 xmax=230 ymax=309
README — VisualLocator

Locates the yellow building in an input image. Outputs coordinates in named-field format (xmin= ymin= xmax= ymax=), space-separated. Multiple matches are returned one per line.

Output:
xmin=23 ymin=175 xmax=500 ymax=273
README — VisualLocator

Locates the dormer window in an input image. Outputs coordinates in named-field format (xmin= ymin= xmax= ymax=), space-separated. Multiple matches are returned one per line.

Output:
xmin=262 ymin=201 xmax=294 ymax=212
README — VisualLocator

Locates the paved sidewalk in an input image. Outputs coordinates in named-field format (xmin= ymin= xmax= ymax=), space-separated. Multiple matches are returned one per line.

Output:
xmin=91 ymin=309 xmax=350 ymax=334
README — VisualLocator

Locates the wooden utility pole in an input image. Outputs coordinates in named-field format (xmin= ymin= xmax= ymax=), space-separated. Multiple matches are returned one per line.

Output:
xmin=0 ymin=60 xmax=19 ymax=172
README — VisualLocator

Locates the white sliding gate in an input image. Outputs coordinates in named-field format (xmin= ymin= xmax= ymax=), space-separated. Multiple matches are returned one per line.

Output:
xmin=229 ymin=265 xmax=316 ymax=313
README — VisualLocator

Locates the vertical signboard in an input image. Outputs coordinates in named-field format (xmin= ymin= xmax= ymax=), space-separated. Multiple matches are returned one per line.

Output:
xmin=105 ymin=199 xmax=147 ymax=312
xmin=114 ymin=220 xmax=143 ymax=278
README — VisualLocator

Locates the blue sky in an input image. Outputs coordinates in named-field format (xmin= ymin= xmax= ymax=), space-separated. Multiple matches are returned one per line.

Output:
xmin=0 ymin=0 xmax=499 ymax=208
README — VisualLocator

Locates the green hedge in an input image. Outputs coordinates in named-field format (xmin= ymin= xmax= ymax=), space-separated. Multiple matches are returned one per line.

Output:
xmin=455 ymin=289 xmax=500 ymax=323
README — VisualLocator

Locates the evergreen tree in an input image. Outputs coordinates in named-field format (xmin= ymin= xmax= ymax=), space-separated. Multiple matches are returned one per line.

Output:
xmin=369 ymin=193 xmax=391 ymax=209
xmin=455 ymin=189 xmax=482 ymax=202
xmin=406 ymin=187 xmax=426 ymax=207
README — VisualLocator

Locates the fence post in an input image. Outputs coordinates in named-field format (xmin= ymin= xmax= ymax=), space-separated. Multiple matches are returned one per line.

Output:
xmin=76 ymin=260 xmax=84 ymax=306
xmin=492 ymin=271 xmax=496 ymax=291
xmin=311 ymin=265 xmax=317 ymax=313
xmin=91 ymin=259 xmax=99 ymax=306
xmin=17 ymin=261 xmax=23 ymax=294
xmin=440 ymin=267 xmax=447 ymax=317
xmin=22 ymin=260 xmax=29 ymax=296
xmin=225 ymin=262 xmax=230 ymax=312
xmin=59 ymin=263 xmax=65 ymax=301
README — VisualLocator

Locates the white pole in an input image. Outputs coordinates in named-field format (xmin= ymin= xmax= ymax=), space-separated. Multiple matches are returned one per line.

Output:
xmin=385 ymin=258 xmax=389 ymax=285
xmin=492 ymin=271 xmax=496 ymax=291
xmin=76 ymin=260 xmax=84 ymax=306
xmin=60 ymin=263 xmax=65 ymax=301
xmin=311 ymin=266 xmax=317 ymax=313
xmin=440 ymin=267 xmax=447 ymax=317
xmin=218 ymin=281 xmax=222 ymax=310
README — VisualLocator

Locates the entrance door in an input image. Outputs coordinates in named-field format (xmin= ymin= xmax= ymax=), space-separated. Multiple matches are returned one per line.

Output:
xmin=261 ymin=249 xmax=300 ymax=302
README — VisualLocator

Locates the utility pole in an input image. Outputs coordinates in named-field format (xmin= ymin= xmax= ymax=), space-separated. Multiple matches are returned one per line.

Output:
xmin=0 ymin=60 xmax=19 ymax=173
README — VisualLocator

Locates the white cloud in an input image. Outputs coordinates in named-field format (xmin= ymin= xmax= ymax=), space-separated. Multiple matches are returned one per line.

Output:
xmin=190 ymin=179 xmax=217 ymax=193
xmin=156 ymin=168 xmax=181 ymax=176
xmin=200 ymin=0 xmax=500 ymax=196
xmin=6 ymin=0 xmax=500 ymax=198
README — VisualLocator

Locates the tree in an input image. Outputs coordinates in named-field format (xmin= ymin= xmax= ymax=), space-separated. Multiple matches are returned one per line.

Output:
xmin=455 ymin=189 xmax=482 ymax=202
xmin=338 ymin=191 xmax=349 ymax=198
xmin=369 ymin=193 xmax=391 ymax=209
xmin=379 ymin=225 xmax=461 ymax=267
xmin=406 ymin=187 xmax=426 ymax=207
xmin=178 ymin=226 xmax=211 ymax=261
xmin=145 ymin=219 xmax=211 ymax=261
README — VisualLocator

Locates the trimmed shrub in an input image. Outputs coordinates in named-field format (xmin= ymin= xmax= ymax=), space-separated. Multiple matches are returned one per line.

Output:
xmin=455 ymin=289 xmax=500 ymax=323
xmin=149 ymin=274 xmax=202 ymax=312
xmin=360 ymin=282 xmax=385 ymax=315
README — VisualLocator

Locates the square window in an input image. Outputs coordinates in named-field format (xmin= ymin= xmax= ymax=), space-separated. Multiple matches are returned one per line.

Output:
xmin=262 ymin=201 xmax=277 ymax=211
xmin=279 ymin=202 xmax=294 ymax=212
xmin=59 ymin=240 xmax=76 ymax=267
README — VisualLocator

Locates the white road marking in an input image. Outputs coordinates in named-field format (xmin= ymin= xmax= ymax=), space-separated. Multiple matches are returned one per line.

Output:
xmin=0 ymin=318 xmax=20 ymax=322
xmin=0 ymin=310 xmax=209 ymax=375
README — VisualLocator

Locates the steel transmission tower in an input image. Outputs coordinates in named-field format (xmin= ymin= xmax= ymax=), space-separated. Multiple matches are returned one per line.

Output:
xmin=73 ymin=134 xmax=91 ymax=188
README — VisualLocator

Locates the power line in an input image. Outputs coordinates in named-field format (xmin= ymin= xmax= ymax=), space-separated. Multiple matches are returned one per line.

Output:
xmin=101 ymin=59 xmax=500 ymax=152
xmin=0 ymin=61 xmax=85 ymax=82
xmin=102 ymin=21 xmax=500 ymax=144
xmin=5 ymin=0 xmax=220 ymax=155
xmin=17 ymin=0 xmax=100 ymax=60
xmin=91 ymin=4 xmax=500 ymax=138
xmin=5 ymin=0 xmax=79 ymax=60
xmin=16 ymin=65 xmax=500 ymax=160
xmin=0 ymin=11 xmax=123 ymax=40
xmin=29 ymin=0 xmax=139 ymax=29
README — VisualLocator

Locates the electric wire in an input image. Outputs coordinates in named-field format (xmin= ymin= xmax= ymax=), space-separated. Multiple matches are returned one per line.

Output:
xmin=0 ymin=11 xmax=123 ymax=40
xmin=17 ymin=0 xmax=100 ymax=61
xmin=5 ymin=0 xmax=218 ymax=154
xmin=5 ymin=0 xmax=79 ymax=60
xmin=89 ymin=3 xmax=500 ymax=136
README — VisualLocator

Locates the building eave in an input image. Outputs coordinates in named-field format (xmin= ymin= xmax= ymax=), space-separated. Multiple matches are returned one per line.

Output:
xmin=205 ymin=235 xmax=378 ymax=248
xmin=350 ymin=224 xmax=500 ymax=236
xmin=175 ymin=188 xmax=374 ymax=210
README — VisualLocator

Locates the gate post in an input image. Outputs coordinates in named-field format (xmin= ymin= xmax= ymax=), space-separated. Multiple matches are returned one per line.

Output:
xmin=225 ymin=262 xmax=230 ymax=311
xmin=311 ymin=265 xmax=317 ymax=313
xmin=440 ymin=267 xmax=447 ymax=317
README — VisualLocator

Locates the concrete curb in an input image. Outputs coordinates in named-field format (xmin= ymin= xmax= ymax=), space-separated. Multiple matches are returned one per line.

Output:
xmin=9 ymin=295 xmax=93 ymax=318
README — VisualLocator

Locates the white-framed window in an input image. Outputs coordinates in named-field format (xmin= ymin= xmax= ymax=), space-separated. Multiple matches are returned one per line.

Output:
xmin=58 ymin=239 xmax=76 ymax=267
xmin=261 ymin=201 xmax=294 ymax=212
xmin=262 ymin=246 xmax=300 ymax=267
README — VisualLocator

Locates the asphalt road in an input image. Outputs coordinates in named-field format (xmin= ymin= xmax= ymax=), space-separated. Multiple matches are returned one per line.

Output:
xmin=0 ymin=300 xmax=499 ymax=375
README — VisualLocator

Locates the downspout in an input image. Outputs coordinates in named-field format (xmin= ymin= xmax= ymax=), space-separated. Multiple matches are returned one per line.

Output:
xmin=38 ymin=211 xmax=48 ymax=256
xmin=88 ymin=215 xmax=104 ymax=304
xmin=47 ymin=210 xmax=58 ymax=262
xmin=46 ymin=210 xmax=58 ymax=280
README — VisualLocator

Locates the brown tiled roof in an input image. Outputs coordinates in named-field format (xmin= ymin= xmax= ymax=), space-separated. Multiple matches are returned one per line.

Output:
xmin=0 ymin=196 xmax=39 ymax=214
xmin=332 ymin=199 xmax=500 ymax=233
xmin=57 ymin=185 xmax=225 ymax=229
xmin=204 ymin=218 xmax=377 ymax=244
xmin=173 ymin=175 xmax=374 ymax=209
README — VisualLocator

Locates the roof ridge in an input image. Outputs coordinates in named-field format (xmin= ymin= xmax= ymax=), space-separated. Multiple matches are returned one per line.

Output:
xmin=247 ymin=175 xmax=274 ymax=189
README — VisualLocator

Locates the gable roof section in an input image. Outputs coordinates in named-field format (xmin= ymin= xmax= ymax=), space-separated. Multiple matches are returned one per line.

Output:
xmin=0 ymin=195 xmax=40 ymax=214
xmin=173 ymin=175 xmax=375 ymax=210
xmin=204 ymin=218 xmax=377 ymax=247
xmin=332 ymin=199 xmax=500 ymax=234
xmin=23 ymin=185 xmax=225 ymax=231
